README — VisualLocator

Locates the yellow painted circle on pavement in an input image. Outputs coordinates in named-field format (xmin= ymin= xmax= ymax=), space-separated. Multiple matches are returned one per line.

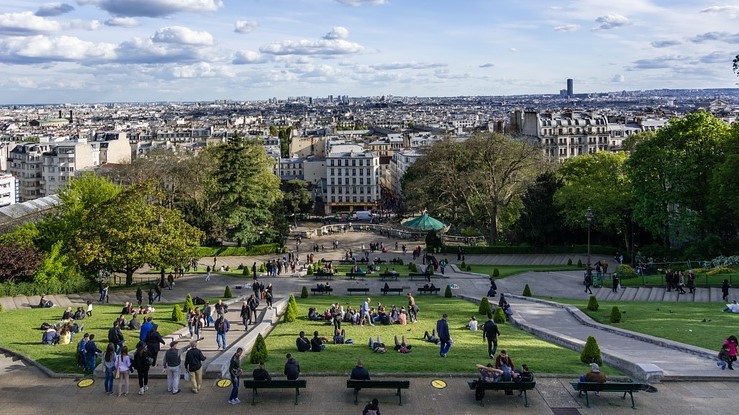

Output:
xmin=216 ymin=379 xmax=232 ymax=388
xmin=431 ymin=379 xmax=447 ymax=389
xmin=77 ymin=378 xmax=94 ymax=388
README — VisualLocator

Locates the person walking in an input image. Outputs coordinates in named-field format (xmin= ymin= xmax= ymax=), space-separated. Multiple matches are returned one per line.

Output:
xmin=215 ymin=314 xmax=230 ymax=351
xmin=228 ymin=347 xmax=244 ymax=404
xmin=722 ymin=279 xmax=731 ymax=302
xmin=407 ymin=293 xmax=418 ymax=323
xmin=135 ymin=286 xmax=143 ymax=307
xmin=147 ymin=288 xmax=154 ymax=306
xmin=132 ymin=341 xmax=152 ymax=395
xmin=102 ymin=343 xmax=116 ymax=395
xmin=436 ymin=313 xmax=452 ymax=357
xmin=584 ymin=272 xmax=593 ymax=294
xmin=482 ymin=312 xmax=501 ymax=358
xmin=115 ymin=346 xmax=132 ymax=396
xmin=184 ymin=340 xmax=206 ymax=393
xmin=163 ymin=341 xmax=182 ymax=394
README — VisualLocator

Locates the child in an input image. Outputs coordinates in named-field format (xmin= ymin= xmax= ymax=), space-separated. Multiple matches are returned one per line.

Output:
xmin=718 ymin=344 xmax=731 ymax=370
xmin=86 ymin=300 xmax=93 ymax=317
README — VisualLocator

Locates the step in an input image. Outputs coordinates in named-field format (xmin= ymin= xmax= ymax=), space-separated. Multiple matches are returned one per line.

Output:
xmin=663 ymin=291 xmax=679 ymax=302
xmin=619 ymin=287 xmax=638 ymax=301
xmin=647 ymin=288 xmax=664 ymax=302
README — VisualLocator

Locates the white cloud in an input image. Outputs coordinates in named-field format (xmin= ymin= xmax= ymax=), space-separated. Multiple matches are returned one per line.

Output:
xmin=335 ymin=0 xmax=387 ymax=6
xmin=611 ymin=74 xmax=625 ymax=82
xmin=700 ymin=5 xmax=739 ymax=17
xmin=232 ymin=50 xmax=265 ymax=64
xmin=260 ymin=38 xmax=363 ymax=56
xmin=66 ymin=19 xmax=102 ymax=31
xmin=479 ymin=63 xmax=494 ymax=68
xmin=105 ymin=17 xmax=139 ymax=27
xmin=433 ymin=69 xmax=469 ymax=80
xmin=35 ymin=3 xmax=75 ymax=17
xmin=152 ymin=26 xmax=214 ymax=46
xmin=593 ymin=14 xmax=631 ymax=30
xmin=690 ymin=32 xmax=739 ymax=44
xmin=700 ymin=51 xmax=731 ymax=63
xmin=167 ymin=62 xmax=234 ymax=79
xmin=0 ymin=35 xmax=115 ymax=63
xmin=510 ymin=47 xmax=518 ymax=52
xmin=0 ymin=12 xmax=61 ymax=34
xmin=77 ymin=0 xmax=224 ymax=18
xmin=651 ymin=40 xmax=681 ymax=48
xmin=370 ymin=62 xmax=446 ymax=70
xmin=554 ymin=24 xmax=580 ymax=32
xmin=234 ymin=20 xmax=257 ymax=34
xmin=115 ymin=36 xmax=204 ymax=64
xmin=323 ymin=26 xmax=350 ymax=40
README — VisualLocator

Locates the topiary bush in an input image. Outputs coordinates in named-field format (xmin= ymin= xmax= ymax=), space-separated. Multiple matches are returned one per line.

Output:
xmin=479 ymin=297 xmax=493 ymax=315
xmin=250 ymin=333 xmax=268 ymax=364
xmin=184 ymin=293 xmax=194 ymax=312
xmin=224 ymin=285 xmax=233 ymax=298
xmin=493 ymin=306 xmax=506 ymax=324
xmin=284 ymin=294 xmax=298 ymax=322
xmin=306 ymin=266 xmax=314 ymax=276
xmin=300 ymin=286 xmax=309 ymax=299
xmin=577 ymin=259 xmax=583 ymax=268
xmin=172 ymin=304 xmax=184 ymax=322
xmin=580 ymin=336 xmax=603 ymax=365
xmin=615 ymin=264 xmax=637 ymax=279
xmin=492 ymin=268 xmax=500 ymax=277
xmin=259 ymin=263 xmax=267 ymax=273
xmin=522 ymin=284 xmax=532 ymax=297
xmin=444 ymin=285 xmax=453 ymax=298
xmin=568 ymin=258 xmax=573 ymax=266
xmin=587 ymin=295 xmax=599 ymax=311
xmin=610 ymin=306 xmax=622 ymax=323
xmin=466 ymin=265 xmax=472 ymax=272
xmin=243 ymin=266 xmax=250 ymax=277
xmin=460 ymin=260 xmax=467 ymax=269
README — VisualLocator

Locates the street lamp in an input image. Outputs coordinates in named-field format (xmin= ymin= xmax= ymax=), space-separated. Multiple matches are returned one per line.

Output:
xmin=585 ymin=208 xmax=594 ymax=275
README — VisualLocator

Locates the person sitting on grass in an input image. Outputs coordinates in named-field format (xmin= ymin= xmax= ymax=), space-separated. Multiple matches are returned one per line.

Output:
xmin=393 ymin=335 xmax=411 ymax=353
xmin=296 ymin=331 xmax=311 ymax=352
xmin=333 ymin=329 xmax=346 ymax=344
xmin=310 ymin=331 xmax=325 ymax=352
xmin=398 ymin=307 xmax=407 ymax=325
xmin=723 ymin=300 xmax=739 ymax=313
xmin=468 ymin=316 xmax=478 ymax=331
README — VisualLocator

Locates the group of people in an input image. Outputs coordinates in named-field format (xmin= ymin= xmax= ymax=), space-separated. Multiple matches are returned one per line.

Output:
xmin=665 ymin=269 xmax=695 ymax=294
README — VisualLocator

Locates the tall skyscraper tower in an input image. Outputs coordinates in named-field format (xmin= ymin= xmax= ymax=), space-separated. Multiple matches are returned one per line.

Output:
xmin=566 ymin=78 xmax=574 ymax=97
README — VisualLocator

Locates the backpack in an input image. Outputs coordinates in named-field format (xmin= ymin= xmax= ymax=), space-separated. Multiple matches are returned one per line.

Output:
xmin=475 ymin=379 xmax=485 ymax=401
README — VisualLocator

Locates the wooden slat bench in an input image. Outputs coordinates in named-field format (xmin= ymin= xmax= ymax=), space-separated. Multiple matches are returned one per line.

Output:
xmin=347 ymin=287 xmax=370 ymax=295
xmin=409 ymin=273 xmax=431 ymax=281
xmin=310 ymin=287 xmax=333 ymax=295
xmin=417 ymin=287 xmax=441 ymax=295
xmin=381 ymin=287 xmax=404 ymax=295
xmin=570 ymin=381 xmax=644 ymax=409
xmin=467 ymin=380 xmax=537 ymax=407
xmin=346 ymin=272 xmax=367 ymax=280
xmin=243 ymin=379 xmax=307 ymax=405
xmin=313 ymin=272 xmax=334 ymax=280
xmin=380 ymin=273 xmax=399 ymax=281
xmin=346 ymin=379 xmax=410 ymax=405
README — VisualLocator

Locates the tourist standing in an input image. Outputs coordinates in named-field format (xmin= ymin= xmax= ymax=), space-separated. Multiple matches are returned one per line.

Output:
xmin=115 ymin=346 xmax=132 ymax=396
xmin=185 ymin=340 xmax=206 ymax=393
xmin=132 ymin=341 xmax=152 ymax=395
xmin=436 ymin=313 xmax=452 ymax=357
xmin=215 ymin=314 xmax=230 ymax=351
xmin=228 ymin=347 xmax=244 ymax=404
xmin=102 ymin=343 xmax=116 ymax=395
xmin=163 ymin=341 xmax=182 ymax=394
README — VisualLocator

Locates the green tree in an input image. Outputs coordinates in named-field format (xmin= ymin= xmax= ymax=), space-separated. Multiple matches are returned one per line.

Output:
xmin=33 ymin=241 xmax=76 ymax=285
xmin=587 ymin=295 xmax=599 ymax=311
xmin=184 ymin=293 xmax=195 ymax=312
xmin=610 ymin=306 xmax=622 ymax=323
xmin=627 ymin=112 xmax=731 ymax=249
xmin=281 ymin=179 xmax=314 ymax=215
xmin=580 ymin=336 xmax=602 ymax=365
xmin=707 ymin=124 xmax=739 ymax=249
xmin=224 ymin=285 xmax=233 ymax=298
xmin=172 ymin=304 xmax=184 ymax=322
xmin=493 ymin=306 xmax=506 ymax=324
xmin=512 ymin=172 xmax=568 ymax=246
xmin=522 ymin=284 xmax=532 ymax=297
xmin=212 ymin=136 xmax=283 ymax=246
xmin=0 ymin=223 xmax=40 ymax=248
xmin=554 ymin=152 xmax=633 ymax=252
xmin=74 ymin=182 xmax=204 ymax=285
xmin=478 ymin=297 xmax=493 ymax=315
xmin=250 ymin=333 xmax=269 ymax=364
xmin=284 ymin=294 xmax=298 ymax=322
xmin=301 ymin=286 xmax=309 ymax=299
xmin=444 ymin=285 xmax=453 ymax=298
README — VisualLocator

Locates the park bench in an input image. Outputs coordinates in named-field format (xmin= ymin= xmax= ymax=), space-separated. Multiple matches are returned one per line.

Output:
xmin=339 ymin=260 xmax=356 ymax=265
xmin=380 ymin=273 xmax=399 ymax=281
xmin=346 ymin=379 xmax=410 ymax=405
xmin=389 ymin=258 xmax=403 ymax=264
xmin=570 ymin=381 xmax=644 ymax=409
xmin=347 ymin=287 xmax=370 ymax=295
xmin=243 ymin=379 xmax=307 ymax=405
xmin=346 ymin=272 xmax=367 ymax=280
xmin=409 ymin=272 xmax=431 ymax=281
xmin=381 ymin=287 xmax=404 ymax=295
xmin=417 ymin=286 xmax=441 ymax=295
xmin=310 ymin=287 xmax=333 ymax=295
xmin=314 ymin=272 xmax=334 ymax=280
xmin=467 ymin=380 xmax=536 ymax=407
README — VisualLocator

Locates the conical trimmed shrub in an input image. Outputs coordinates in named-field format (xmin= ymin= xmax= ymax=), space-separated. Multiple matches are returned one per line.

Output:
xmin=577 ymin=259 xmax=583 ymax=268
xmin=171 ymin=304 xmax=184 ymax=322
xmin=580 ymin=335 xmax=603 ymax=365
xmin=492 ymin=268 xmax=500 ymax=277
xmin=479 ymin=297 xmax=493 ymax=315
xmin=224 ymin=285 xmax=233 ymax=298
xmin=300 ymin=286 xmax=309 ymax=299
xmin=444 ymin=285 xmax=453 ymax=298
xmin=587 ymin=295 xmax=599 ymax=311
xmin=610 ymin=306 xmax=622 ymax=323
xmin=567 ymin=258 xmax=573 ymax=266
xmin=243 ymin=267 xmax=250 ymax=277
xmin=522 ymin=284 xmax=532 ymax=297
xmin=250 ymin=333 xmax=268 ymax=364
xmin=493 ymin=306 xmax=506 ymax=324
xmin=284 ymin=294 xmax=298 ymax=322
xmin=184 ymin=293 xmax=194 ymax=312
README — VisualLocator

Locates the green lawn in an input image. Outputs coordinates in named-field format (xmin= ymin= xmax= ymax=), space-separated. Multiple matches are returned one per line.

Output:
xmin=616 ymin=271 xmax=739 ymax=288
xmin=463 ymin=264 xmax=580 ymax=278
xmin=0 ymin=304 xmax=186 ymax=374
xmin=543 ymin=297 xmax=733 ymax=351
xmin=253 ymin=296 xmax=619 ymax=376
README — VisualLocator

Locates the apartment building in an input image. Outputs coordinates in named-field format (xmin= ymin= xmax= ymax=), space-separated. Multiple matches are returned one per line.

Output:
xmin=0 ymin=173 xmax=17 ymax=207
xmin=386 ymin=149 xmax=424 ymax=201
xmin=325 ymin=144 xmax=380 ymax=214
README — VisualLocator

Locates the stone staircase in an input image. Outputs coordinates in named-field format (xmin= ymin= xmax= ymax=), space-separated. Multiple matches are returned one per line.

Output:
xmin=593 ymin=286 xmax=725 ymax=303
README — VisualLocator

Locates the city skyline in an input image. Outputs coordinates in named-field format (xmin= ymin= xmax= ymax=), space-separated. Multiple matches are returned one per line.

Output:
xmin=0 ymin=0 xmax=737 ymax=104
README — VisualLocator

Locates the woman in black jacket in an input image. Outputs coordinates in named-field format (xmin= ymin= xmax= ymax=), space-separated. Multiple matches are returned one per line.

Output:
xmin=132 ymin=341 xmax=152 ymax=395
xmin=145 ymin=324 xmax=165 ymax=366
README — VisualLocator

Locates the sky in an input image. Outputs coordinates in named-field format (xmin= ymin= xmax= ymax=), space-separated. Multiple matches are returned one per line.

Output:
xmin=0 ymin=0 xmax=737 ymax=104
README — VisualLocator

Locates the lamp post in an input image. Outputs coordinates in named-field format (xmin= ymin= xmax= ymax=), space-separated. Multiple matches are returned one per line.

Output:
xmin=585 ymin=208 xmax=594 ymax=275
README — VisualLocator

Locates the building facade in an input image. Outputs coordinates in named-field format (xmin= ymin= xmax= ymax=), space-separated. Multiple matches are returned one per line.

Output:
xmin=325 ymin=144 xmax=380 ymax=214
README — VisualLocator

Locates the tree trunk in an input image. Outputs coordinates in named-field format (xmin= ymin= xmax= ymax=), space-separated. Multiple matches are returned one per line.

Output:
xmin=126 ymin=269 xmax=135 ymax=286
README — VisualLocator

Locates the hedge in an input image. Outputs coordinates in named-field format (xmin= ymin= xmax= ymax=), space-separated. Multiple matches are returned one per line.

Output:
xmin=439 ymin=244 xmax=615 ymax=255
xmin=196 ymin=244 xmax=283 ymax=257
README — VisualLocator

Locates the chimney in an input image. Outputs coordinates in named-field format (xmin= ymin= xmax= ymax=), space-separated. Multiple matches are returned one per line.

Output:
xmin=59 ymin=110 xmax=62 ymax=118
xmin=69 ymin=110 xmax=73 ymax=123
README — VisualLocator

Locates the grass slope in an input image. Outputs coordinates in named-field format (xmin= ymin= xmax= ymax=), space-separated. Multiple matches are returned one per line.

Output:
xmin=254 ymin=296 xmax=617 ymax=376
xmin=0 ymin=304 xmax=184 ymax=373
xmin=545 ymin=297 xmax=733 ymax=351
xmin=462 ymin=264 xmax=580 ymax=278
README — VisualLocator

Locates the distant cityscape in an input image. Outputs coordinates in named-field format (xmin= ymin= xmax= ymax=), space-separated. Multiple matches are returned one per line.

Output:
xmin=1 ymin=85 xmax=738 ymax=217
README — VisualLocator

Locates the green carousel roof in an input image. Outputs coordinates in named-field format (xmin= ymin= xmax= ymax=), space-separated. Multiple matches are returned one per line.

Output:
xmin=401 ymin=213 xmax=446 ymax=231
